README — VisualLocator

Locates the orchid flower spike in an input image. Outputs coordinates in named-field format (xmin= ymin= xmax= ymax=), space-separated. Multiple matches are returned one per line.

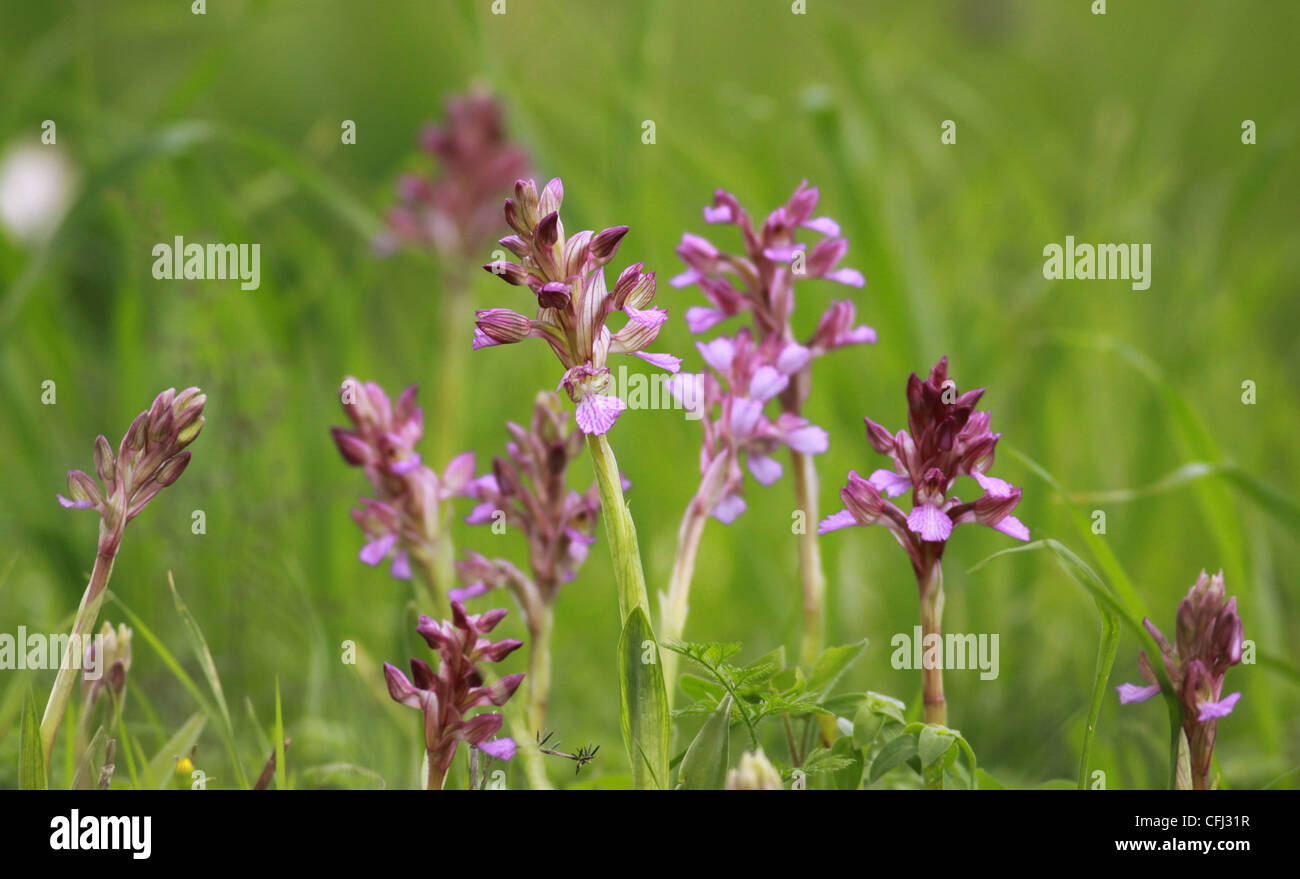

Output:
xmin=477 ymin=177 xmax=680 ymax=435
xmin=383 ymin=602 xmax=525 ymax=789
xmin=1117 ymin=570 xmax=1244 ymax=790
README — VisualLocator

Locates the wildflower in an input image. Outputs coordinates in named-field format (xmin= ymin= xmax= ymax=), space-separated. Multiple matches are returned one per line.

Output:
xmin=820 ymin=357 xmax=1027 ymax=723
xmin=42 ymin=388 xmax=204 ymax=765
xmin=452 ymin=391 xmax=601 ymax=740
xmin=383 ymin=602 xmax=525 ymax=789
xmin=673 ymin=181 xmax=872 ymax=664
xmin=377 ymin=91 xmax=530 ymax=259
xmin=477 ymin=177 xmax=679 ymax=435
xmin=82 ymin=622 xmax=132 ymax=709
xmin=1117 ymin=570 xmax=1244 ymax=790
xmin=332 ymin=378 xmax=474 ymax=602
xmin=726 ymin=748 xmax=783 ymax=790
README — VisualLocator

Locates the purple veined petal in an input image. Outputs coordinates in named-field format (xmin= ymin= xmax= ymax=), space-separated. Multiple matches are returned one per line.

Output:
xmin=56 ymin=494 xmax=96 ymax=510
xmin=711 ymin=493 xmax=747 ymax=524
xmin=697 ymin=337 xmax=736 ymax=374
xmin=624 ymin=304 xmax=668 ymax=328
xmin=747 ymin=454 xmax=783 ymax=486
xmin=802 ymin=216 xmax=840 ymax=236
xmin=748 ymin=365 xmax=789 ymax=403
xmin=449 ymin=582 xmax=490 ymax=603
xmin=1196 ymin=692 xmax=1242 ymax=722
xmin=782 ymin=424 xmax=829 ymax=455
xmin=476 ymin=737 xmax=518 ymax=761
xmin=825 ymin=267 xmax=865 ymax=287
xmin=575 ymin=394 xmax=627 ymax=435
xmin=973 ymin=471 xmax=1015 ymax=498
xmin=907 ymin=503 xmax=953 ymax=542
xmin=992 ymin=515 xmax=1030 ymax=541
xmin=633 ymin=351 xmax=682 ymax=373
xmin=382 ymin=662 xmax=423 ymax=709
xmin=817 ymin=508 xmax=860 ymax=534
xmin=390 ymin=551 xmax=412 ymax=580
xmin=1117 ymin=682 xmax=1161 ymax=705
xmin=776 ymin=343 xmax=812 ymax=375
xmin=465 ymin=473 xmax=500 ymax=496
xmin=465 ymin=501 xmax=498 ymax=525
xmin=670 ymin=269 xmax=700 ymax=289
xmin=360 ymin=532 xmax=398 ymax=566
xmin=472 ymin=328 xmax=501 ymax=350
xmin=685 ymin=306 xmax=727 ymax=334
xmin=729 ymin=397 xmax=764 ymax=438
xmin=703 ymin=204 xmax=733 ymax=223
xmin=389 ymin=455 xmax=422 ymax=475
xmin=867 ymin=468 xmax=912 ymax=498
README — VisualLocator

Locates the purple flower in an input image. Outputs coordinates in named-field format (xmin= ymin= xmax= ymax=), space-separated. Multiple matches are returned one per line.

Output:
xmin=332 ymin=378 xmax=476 ymax=582
xmin=819 ymin=356 xmax=1029 ymax=571
xmin=668 ymin=328 xmax=827 ymax=523
xmin=457 ymin=391 xmax=602 ymax=606
xmin=384 ymin=602 xmax=525 ymax=789
xmin=478 ymin=178 xmax=679 ymax=435
xmin=376 ymin=90 xmax=531 ymax=259
xmin=673 ymin=181 xmax=871 ymax=351
xmin=1116 ymin=570 xmax=1244 ymax=789
xmin=57 ymin=387 xmax=206 ymax=550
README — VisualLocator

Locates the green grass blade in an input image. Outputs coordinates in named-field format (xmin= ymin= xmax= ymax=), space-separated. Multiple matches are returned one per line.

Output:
xmin=274 ymin=677 xmax=287 ymax=791
xmin=167 ymin=571 xmax=248 ymax=789
xmin=677 ymin=694 xmax=731 ymax=790
xmin=19 ymin=684 xmax=46 ymax=790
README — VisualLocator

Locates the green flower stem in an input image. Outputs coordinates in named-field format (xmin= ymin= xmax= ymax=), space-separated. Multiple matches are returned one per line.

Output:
xmin=525 ymin=603 xmax=554 ymax=735
xmin=659 ymin=502 xmax=709 ymax=709
xmin=919 ymin=565 xmax=947 ymax=725
xmin=586 ymin=434 xmax=650 ymax=619
xmin=40 ymin=526 xmax=121 ymax=766
xmin=587 ymin=432 xmax=668 ymax=790
xmin=791 ymin=448 xmax=828 ymax=667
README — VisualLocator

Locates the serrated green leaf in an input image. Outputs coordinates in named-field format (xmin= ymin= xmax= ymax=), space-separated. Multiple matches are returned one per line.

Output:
xmin=677 ymin=695 xmax=731 ymax=789
xmin=618 ymin=607 xmax=670 ymax=790
xmin=828 ymin=734 xmax=864 ymax=790
xmin=869 ymin=731 xmax=919 ymax=783
xmin=19 ymin=685 xmax=46 ymax=790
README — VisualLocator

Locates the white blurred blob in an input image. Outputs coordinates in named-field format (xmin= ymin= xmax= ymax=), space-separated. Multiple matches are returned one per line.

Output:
xmin=0 ymin=142 xmax=77 ymax=244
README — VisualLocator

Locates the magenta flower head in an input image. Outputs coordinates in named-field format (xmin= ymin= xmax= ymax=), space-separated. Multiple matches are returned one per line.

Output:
xmin=819 ymin=356 xmax=1029 ymax=569
xmin=672 ymin=181 xmax=870 ymax=350
xmin=58 ymin=387 xmax=206 ymax=553
xmin=1117 ymin=570 xmax=1244 ymax=789
xmin=669 ymin=328 xmax=828 ymax=523
xmin=378 ymin=90 xmax=531 ymax=259
xmin=819 ymin=358 xmax=1024 ymax=724
xmin=477 ymin=177 xmax=680 ymax=435
xmin=456 ymin=391 xmax=600 ymax=604
xmin=383 ymin=602 xmax=525 ymax=789
xmin=332 ymin=377 xmax=475 ymax=583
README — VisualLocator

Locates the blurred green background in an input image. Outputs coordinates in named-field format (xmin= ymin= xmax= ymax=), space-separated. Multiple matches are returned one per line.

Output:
xmin=1 ymin=0 xmax=1296 ymax=789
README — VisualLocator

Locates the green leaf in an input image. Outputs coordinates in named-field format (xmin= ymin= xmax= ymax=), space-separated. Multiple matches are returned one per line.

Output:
xmin=975 ymin=768 xmax=1005 ymax=790
xmin=851 ymin=701 xmax=885 ymax=749
xmin=868 ymin=732 xmax=919 ymax=783
xmin=618 ymin=607 xmax=670 ymax=790
xmin=828 ymin=734 xmax=865 ymax=790
xmin=144 ymin=711 xmax=206 ymax=790
xmin=918 ymin=725 xmax=956 ymax=767
xmin=19 ymin=685 xmax=46 ymax=790
xmin=678 ymin=673 xmax=724 ymax=704
xmin=274 ymin=677 xmax=287 ymax=791
xmin=677 ymin=695 xmax=731 ymax=790
xmin=807 ymin=639 xmax=869 ymax=696
xmin=168 ymin=572 xmax=248 ymax=788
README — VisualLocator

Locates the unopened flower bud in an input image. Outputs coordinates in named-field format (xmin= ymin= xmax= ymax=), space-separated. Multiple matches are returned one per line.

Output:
xmin=726 ymin=749 xmax=782 ymax=790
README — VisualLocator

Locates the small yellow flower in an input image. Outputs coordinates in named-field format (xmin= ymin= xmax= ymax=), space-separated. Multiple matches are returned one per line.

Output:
xmin=175 ymin=756 xmax=194 ymax=775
